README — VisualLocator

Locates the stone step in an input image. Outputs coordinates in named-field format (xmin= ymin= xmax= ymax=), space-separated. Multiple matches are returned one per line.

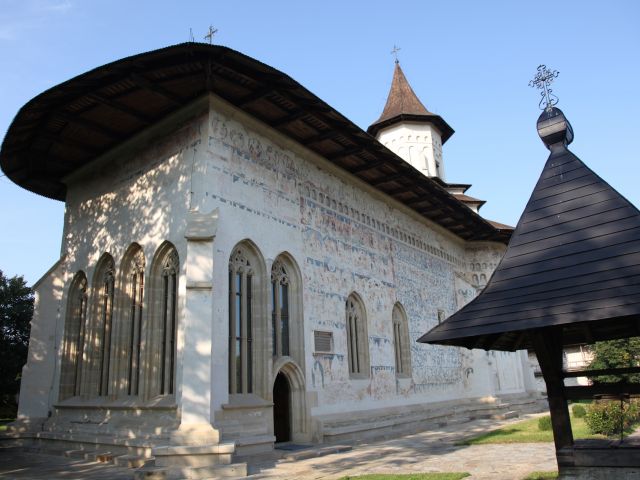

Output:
xmin=84 ymin=451 xmax=109 ymax=461
xmin=63 ymin=449 xmax=86 ymax=458
xmin=138 ymin=462 xmax=248 ymax=480
xmin=280 ymin=444 xmax=352 ymax=462
xmin=113 ymin=454 xmax=151 ymax=468
xmin=492 ymin=410 xmax=519 ymax=420
xmin=96 ymin=452 xmax=114 ymax=463
xmin=134 ymin=466 xmax=167 ymax=480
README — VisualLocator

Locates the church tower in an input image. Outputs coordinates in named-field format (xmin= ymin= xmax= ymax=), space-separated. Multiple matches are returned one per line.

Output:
xmin=368 ymin=60 xmax=454 ymax=180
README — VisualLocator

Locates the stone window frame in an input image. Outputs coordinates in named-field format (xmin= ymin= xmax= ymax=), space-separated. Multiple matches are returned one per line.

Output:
xmin=115 ymin=244 xmax=146 ymax=397
xmin=59 ymin=271 xmax=88 ymax=400
xmin=271 ymin=258 xmax=290 ymax=358
xmin=226 ymin=240 xmax=271 ymax=401
xmin=145 ymin=242 xmax=179 ymax=399
xmin=87 ymin=253 xmax=116 ymax=397
xmin=345 ymin=292 xmax=370 ymax=379
xmin=392 ymin=302 xmax=412 ymax=378
xmin=270 ymin=252 xmax=305 ymax=369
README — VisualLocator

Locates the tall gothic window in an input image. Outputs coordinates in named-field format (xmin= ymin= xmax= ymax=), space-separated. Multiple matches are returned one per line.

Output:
xmin=159 ymin=249 xmax=178 ymax=395
xmin=345 ymin=293 xmax=369 ymax=378
xmin=59 ymin=272 xmax=88 ymax=400
xmin=147 ymin=243 xmax=179 ymax=398
xmin=229 ymin=247 xmax=253 ymax=394
xmin=271 ymin=259 xmax=289 ymax=358
xmin=392 ymin=303 xmax=411 ymax=377
xmin=123 ymin=246 xmax=145 ymax=396
xmin=95 ymin=255 xmax=115 ymax=396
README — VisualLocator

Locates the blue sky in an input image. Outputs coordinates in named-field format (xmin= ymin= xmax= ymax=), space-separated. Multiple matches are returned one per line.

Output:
xmin=1 ymin=0 xmax=639 ymax=285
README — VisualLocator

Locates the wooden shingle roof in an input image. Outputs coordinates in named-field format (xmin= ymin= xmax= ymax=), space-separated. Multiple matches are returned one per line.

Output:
xmin=0 ymin=43 xmax=509 ymax=244
xmin=367 ymin=62 xmax=454 ymax=142
xmin=419 ymin=107 xmax=640 ymax=351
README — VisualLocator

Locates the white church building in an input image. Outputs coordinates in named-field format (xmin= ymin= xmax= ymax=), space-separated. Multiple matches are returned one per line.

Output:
xmin=0 ymin=43 xmax=541 ymax=475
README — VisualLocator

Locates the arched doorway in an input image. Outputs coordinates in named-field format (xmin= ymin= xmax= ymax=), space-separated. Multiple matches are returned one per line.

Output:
xmin=273 ymin=371 xmax=291 ymax=443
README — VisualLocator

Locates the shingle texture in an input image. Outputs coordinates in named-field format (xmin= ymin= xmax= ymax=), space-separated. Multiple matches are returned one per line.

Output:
xmin=419 ymin=108 xmax=640 ymax=350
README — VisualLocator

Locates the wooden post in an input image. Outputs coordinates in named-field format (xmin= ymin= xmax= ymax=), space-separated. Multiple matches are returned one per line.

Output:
xmin=531 ymin=328 xmax=574 ymax=455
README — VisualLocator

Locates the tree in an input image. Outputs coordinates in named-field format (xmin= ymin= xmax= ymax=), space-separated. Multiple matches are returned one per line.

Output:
xmin=588 ymin=337 xmax=640 ymax=384
xmin=0 ymin=270 xmax=34 ymax=403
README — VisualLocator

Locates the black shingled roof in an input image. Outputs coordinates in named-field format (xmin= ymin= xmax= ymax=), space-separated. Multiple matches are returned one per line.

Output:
xmin=419 ymin=107 xmax=640 ymax=351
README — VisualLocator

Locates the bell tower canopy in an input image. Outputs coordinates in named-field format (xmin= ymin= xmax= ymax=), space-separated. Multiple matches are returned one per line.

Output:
xmin=367 ymin=62 xmax=454 ymax=143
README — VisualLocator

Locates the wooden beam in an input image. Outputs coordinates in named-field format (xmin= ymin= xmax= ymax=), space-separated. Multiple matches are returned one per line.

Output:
xmin=564 ymin=383 xmax=640 ymax=400
xmin=531 ymin=328 xmax=574 ymax=452
xmin=53 ymin=111 xmax=121 ymax=141
xmin=350 ymin=160 xmax=386 ymax=174
xmin=86 ymin=93 xmax=152 ymax=125
xmin=301 ymin=130 xmax=341 ymax=145
xmin=271 ymin=109 xmax=306 ymax=127
xmin=325 ymin=146 xmax=364 ymax=160
xmin=39 ymin=131 xmax=99 ymax=155
xmin=236 ymin=87 xmax=273 ymax=107
xmin=129 ymin=73 xmax=183 ymax=106
xmin=563 ymin=366 xmax=640 ymax=379
xmin=405 ymin=195 xmax=433 ymax=207
xmin=371 ymin=171 xmax=407 ymax=186
xmin=581 ymin=323 xmax=594 ymax=344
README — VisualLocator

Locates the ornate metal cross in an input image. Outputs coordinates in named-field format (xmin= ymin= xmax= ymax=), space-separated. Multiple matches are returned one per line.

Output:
xmin=204 ymin=25 xmax=218 ymax=44
xmin=391 ymin=45 xmax=401 ymax=64
xmin=529 ymin=65 xmax=560 ymax=111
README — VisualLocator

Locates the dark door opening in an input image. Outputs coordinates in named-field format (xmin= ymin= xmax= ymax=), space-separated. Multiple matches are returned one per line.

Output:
xmin=273 ymin=372 xmax=291 ymax=443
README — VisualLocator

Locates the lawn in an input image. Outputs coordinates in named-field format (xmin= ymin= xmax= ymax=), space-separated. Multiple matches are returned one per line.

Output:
xmin=457 ymin=415 xmax=604 ymax=445
xmin=0 ymin=418 xmax=14 ymax=432
xmin=338 ymin=474 xmax=470 ymax=480
xmin=523 ymin=473 xmax=558 ymax=480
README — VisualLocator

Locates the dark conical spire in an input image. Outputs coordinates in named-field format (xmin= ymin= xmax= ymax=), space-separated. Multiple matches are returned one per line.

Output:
xmin=374 ymin=62 xmax=432 ymax=124
xmin=367 ymin=62 xmax=454 ymax=142
xmin=418 ymin=108 xmax=640 ymax=351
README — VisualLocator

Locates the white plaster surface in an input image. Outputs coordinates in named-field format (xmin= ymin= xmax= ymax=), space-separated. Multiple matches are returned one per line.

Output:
xmin=19 ymin=93 xmax=535 ymax=448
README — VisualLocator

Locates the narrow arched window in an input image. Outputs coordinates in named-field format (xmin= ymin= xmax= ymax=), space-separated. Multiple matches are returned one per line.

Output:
xmin=271 ymin=259 xmax=289 ymax=358
xmin=229 ymin=247 xmax=253 ymax=394
xmin=59 ymin=272 xmax=88 ymax=399
xmin=95 ymin=256 xmax=115 ymax=396
xmin=146 ymin=243 xmax=179 ymax=398
xmin=123 ymin=247 xmax=145 ymax=396
xmin=346 ymin=293 xmax=369 ymax=378
xmin=392 ymin=303 xmax=412 ymax=378
xmin=159 ymin=249 xmax=179 ymax=395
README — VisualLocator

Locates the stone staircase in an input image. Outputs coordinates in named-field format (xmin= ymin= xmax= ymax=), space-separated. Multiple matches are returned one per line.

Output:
xmin=0 ymin=428 xmax=248 ymax=479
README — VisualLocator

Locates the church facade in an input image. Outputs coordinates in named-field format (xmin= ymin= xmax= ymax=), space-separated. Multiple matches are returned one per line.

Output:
xmin=2 ymin=44 xmax=539 ymax=469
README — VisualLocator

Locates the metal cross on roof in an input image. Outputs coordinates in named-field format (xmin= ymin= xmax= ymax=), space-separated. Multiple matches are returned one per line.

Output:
xmin=529 ymin=64 xmax=560 ymax=111
xmin=204 ymin=25 xmax=218 ymax=44
xmin=391 ymin=45 xmax=401 ymax=64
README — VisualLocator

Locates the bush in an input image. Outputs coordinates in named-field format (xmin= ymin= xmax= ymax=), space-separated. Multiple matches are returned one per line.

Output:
xmin=538 ymin=415 xmax=552 ymax=431
xmin=585 ymin=400 xmax=640 ymax=436
xmin=572 ymin=404 xmax=586 ymax=418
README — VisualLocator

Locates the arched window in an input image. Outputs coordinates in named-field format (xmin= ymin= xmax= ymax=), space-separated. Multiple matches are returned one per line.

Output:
xmin=345 ymin=293 xmax=369 ymax=378
xmin=271 ymin=259 xmax=289 ymax=358
xmin=122 ymin=245 xmax=145 ymax=396
xmin=94 ymin=255 xmax=115 ymax=396
xmin=392 ymin=303 xmax=412 ymax=378
xmin=229 ymin=246 xmax=254 ymax=394
xmin=147 ymin=243 xmax=179 ymax=397
xmin=59 ymin=272 xmax=88 ymax=400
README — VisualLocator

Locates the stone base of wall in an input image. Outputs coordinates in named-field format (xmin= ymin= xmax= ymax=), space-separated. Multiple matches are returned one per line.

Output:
xmin=316 ymin=392 xmax=547 ymax=444
xmin=1 ymin=405 xmax=248 ymax=479
xmin=216 ymin=395 xmax=276 ymax=456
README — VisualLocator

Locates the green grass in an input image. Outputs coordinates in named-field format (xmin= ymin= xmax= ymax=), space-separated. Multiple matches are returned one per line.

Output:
xmin=338 ymin=474 xmax=470 ymax=480
xmin=457 ymin=415 xmax=605 ymax=445
xmin=523 ymin=472 xmax=558 ymax=480
xmin=0 ymin=418 xmax=14 ymax=431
